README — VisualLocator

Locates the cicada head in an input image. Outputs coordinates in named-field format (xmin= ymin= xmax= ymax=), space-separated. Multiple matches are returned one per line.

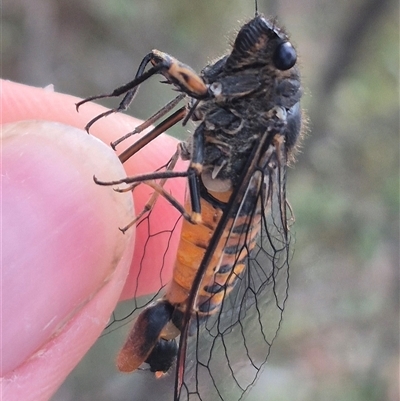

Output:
xmin=226 ymin=15 xmax=297 ymax=72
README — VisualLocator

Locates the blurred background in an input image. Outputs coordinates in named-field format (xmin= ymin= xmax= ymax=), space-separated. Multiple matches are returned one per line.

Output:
xmin=3 ymin=0 xmax=399 ymax=400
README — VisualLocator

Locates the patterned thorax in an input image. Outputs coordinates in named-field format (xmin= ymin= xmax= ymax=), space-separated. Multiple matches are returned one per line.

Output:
xmin=187 ymin=15 xmax=302 ymax=189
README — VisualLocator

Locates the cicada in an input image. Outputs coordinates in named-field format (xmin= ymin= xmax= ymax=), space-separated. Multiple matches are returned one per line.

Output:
xmin=77 ymin=12 xmax=302 ymax=401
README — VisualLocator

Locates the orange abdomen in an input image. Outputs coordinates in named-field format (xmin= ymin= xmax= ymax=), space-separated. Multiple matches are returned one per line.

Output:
xmin=166 ymin=189 xmax=261 ymax=318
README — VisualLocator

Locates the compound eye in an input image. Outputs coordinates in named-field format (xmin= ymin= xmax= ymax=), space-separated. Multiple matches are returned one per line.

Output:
xmin=273 ymin=42 xmax=297 ymax=70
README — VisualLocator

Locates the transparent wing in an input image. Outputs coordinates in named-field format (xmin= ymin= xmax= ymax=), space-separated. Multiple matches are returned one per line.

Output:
xmin=179 ymin=143 xmax=292 ymax=401
xmin=103 ymin=175 xmax=185 ymax=333
xmin=101 ymin=139 xmax=292 ymax=401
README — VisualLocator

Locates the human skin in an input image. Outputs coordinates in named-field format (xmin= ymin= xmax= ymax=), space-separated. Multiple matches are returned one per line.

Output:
xmin=1 ymin=80 xmax=186 ymax=400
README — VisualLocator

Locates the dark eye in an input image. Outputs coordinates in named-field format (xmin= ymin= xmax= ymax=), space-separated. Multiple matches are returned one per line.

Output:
xmin=273 ymin=42 xmax=297 ymax=70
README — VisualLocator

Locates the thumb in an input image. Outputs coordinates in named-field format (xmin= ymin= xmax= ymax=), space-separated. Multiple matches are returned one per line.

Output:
xmin=1 ymin=120 xmax=134 ymax=400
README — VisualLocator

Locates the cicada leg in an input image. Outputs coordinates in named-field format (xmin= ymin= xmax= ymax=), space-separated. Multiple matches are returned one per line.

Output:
xmin=111 ymin=93 xmax=185 ymax=150
xmin=115 ymin=147 xmax=187 ymax=233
